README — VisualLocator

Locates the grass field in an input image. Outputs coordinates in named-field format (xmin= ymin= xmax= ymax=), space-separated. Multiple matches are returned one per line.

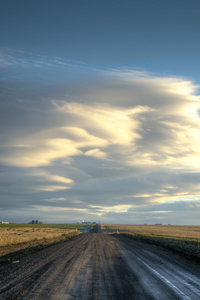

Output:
xmin=101 ymin=224 xmax=200 ymax=238
xmin=0 ymin=224 xmax=87 ymax=258
xmin=2 ymin=223 xmax=200 ymax=263
xmin=101 ymin=224 xmax=200 ymax=261
xmin=0 ymin=223 xmax=89 ymax=230
xmin=0 ymin=227 xmax=79 ymax=247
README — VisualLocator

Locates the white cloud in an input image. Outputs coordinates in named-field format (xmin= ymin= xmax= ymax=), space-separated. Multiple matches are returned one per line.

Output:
xmin=0 ymin=48 xmax=80 ymax=69
xmin=38 ymin=186 xmax=71 ymax=192
xmin=85 ymin=148 xmax=107 ymax=159
xmin=0 ymin=138 xmax=82 ymax=167
xmin=88 ymin=204 xmax=133 ymax=215
xmin=1 ymin=66 xmax=200 ymax=224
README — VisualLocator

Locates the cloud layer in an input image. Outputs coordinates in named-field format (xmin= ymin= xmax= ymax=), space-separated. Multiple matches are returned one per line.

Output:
xmin=1 ymin=61 xmax=200 ymax=224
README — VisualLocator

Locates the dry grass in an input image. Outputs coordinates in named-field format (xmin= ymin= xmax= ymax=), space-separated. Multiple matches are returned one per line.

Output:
xmin=0 ymin=227 xmax=78 ymax=247
xmin=0 ymin=227 xmax=80 ymax=260
xmin=101 ymin=224 xmax=200 ymax=238
xmin=101 ymin=224 xmax=200 ymax=261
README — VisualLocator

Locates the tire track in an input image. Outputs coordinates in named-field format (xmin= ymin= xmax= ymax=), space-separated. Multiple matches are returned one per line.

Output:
xmin=0 ymin=233 xmax=200 ymax=299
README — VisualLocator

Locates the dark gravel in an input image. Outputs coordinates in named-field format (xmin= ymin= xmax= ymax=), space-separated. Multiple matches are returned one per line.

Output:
xmin=0 ymin=232 xmax=200 ymax=299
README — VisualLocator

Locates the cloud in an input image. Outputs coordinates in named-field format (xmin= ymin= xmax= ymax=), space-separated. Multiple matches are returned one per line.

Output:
xmin=85 ymin=148 xmax=107 ymax=159
xmin=1 ymin=62 xmax=200 ymax=224
xmin=0 ymin=48 xmax=82 ymax=69
xmin=0 ymin=138 xmax=82 ymax=167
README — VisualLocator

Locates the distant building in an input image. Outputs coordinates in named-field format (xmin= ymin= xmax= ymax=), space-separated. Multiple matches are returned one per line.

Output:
xmin=29 ymin=220 xmax=43 ymax=224
xmin=0 ymin=221 xmax=9 ymax=224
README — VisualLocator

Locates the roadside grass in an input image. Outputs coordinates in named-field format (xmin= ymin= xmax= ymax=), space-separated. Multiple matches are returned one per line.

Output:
xmin=0 ymin=230 xmax=80 ymax=265
xmin=100 ymin=224 xmax=200 ymax=238
xmin=101 ymin=224 xmax=200 ymax=261
xmin=90 ymin=224 xmax=94 ymax=232
xmin=0 ymin=224 xmax=86 ymax=260
xmin=0 ymin=227 xmax=79 ymax=247
xmin=0 ymin=223 xmax=88 ymax=230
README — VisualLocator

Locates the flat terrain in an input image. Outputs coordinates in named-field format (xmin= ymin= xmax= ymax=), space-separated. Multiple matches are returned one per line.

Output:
xmin=101 ymin=224 xmax=200 ymax=238
xmin=0 ymin=230 xmax=200 ymax=299
xmin=0 ymin=227 xmax=80 ymax=257
xmin=0 ymin=227 xmax=78 ymax=247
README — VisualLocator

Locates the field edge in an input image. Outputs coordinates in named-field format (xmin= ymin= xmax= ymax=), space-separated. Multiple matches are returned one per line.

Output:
xmin=117 ymin=232 xmax=200 ymax=263
xmin=0 ymin=231 xmax=81 ymax=265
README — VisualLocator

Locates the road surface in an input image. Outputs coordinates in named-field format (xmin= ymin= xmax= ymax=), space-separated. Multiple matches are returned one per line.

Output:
xmin=0 ymin=231 xmax=200 ymax=299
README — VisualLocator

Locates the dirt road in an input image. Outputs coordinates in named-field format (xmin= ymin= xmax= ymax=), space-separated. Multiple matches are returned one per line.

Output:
xmin=0 ymin=231 xmax=200 ymax=299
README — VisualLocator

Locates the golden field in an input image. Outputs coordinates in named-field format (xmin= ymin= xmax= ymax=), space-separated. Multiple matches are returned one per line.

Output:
xmin=101 ymin=224 xmax=200 ymax=261
xmin=0 ymin=227 xmax=78 ymax=247
xmin=101 ymin=224 xmax=200 ymax=238
xmin=0 ymin=227 xmax=80 ymax=257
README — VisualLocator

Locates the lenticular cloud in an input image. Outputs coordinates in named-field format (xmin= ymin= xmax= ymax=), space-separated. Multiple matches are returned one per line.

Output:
xmin=1 ymin=69 xmax=200 ymax=224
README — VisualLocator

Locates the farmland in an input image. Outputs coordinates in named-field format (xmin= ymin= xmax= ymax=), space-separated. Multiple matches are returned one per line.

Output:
xmin=100 ymin=224 xmax=200 ymax=238
xmin=1 ymin=223 xmax=200 ymax=262
xmin=0 ymin=223 xmax=89 ymax=230
xmin=101 ymin=224 xmax=200 ymax=261
xmin=0 ymin=224 xmax=87 ymax=257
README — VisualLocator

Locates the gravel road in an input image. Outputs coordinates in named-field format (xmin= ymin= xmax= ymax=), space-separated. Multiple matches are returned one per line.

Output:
xmin=0 ymin=230 xmax=200 ymax=299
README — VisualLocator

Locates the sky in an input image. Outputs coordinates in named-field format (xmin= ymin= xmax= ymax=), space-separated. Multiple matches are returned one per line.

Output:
xmin=1 ymin=0 xmax=200 ymax=225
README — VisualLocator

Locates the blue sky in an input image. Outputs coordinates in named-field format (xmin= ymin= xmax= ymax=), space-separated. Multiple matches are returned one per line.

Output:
xmin=1 ymin=0 xmax=200 ymax=78
xmin=1 ymin=0 xmax=200 ymax=224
